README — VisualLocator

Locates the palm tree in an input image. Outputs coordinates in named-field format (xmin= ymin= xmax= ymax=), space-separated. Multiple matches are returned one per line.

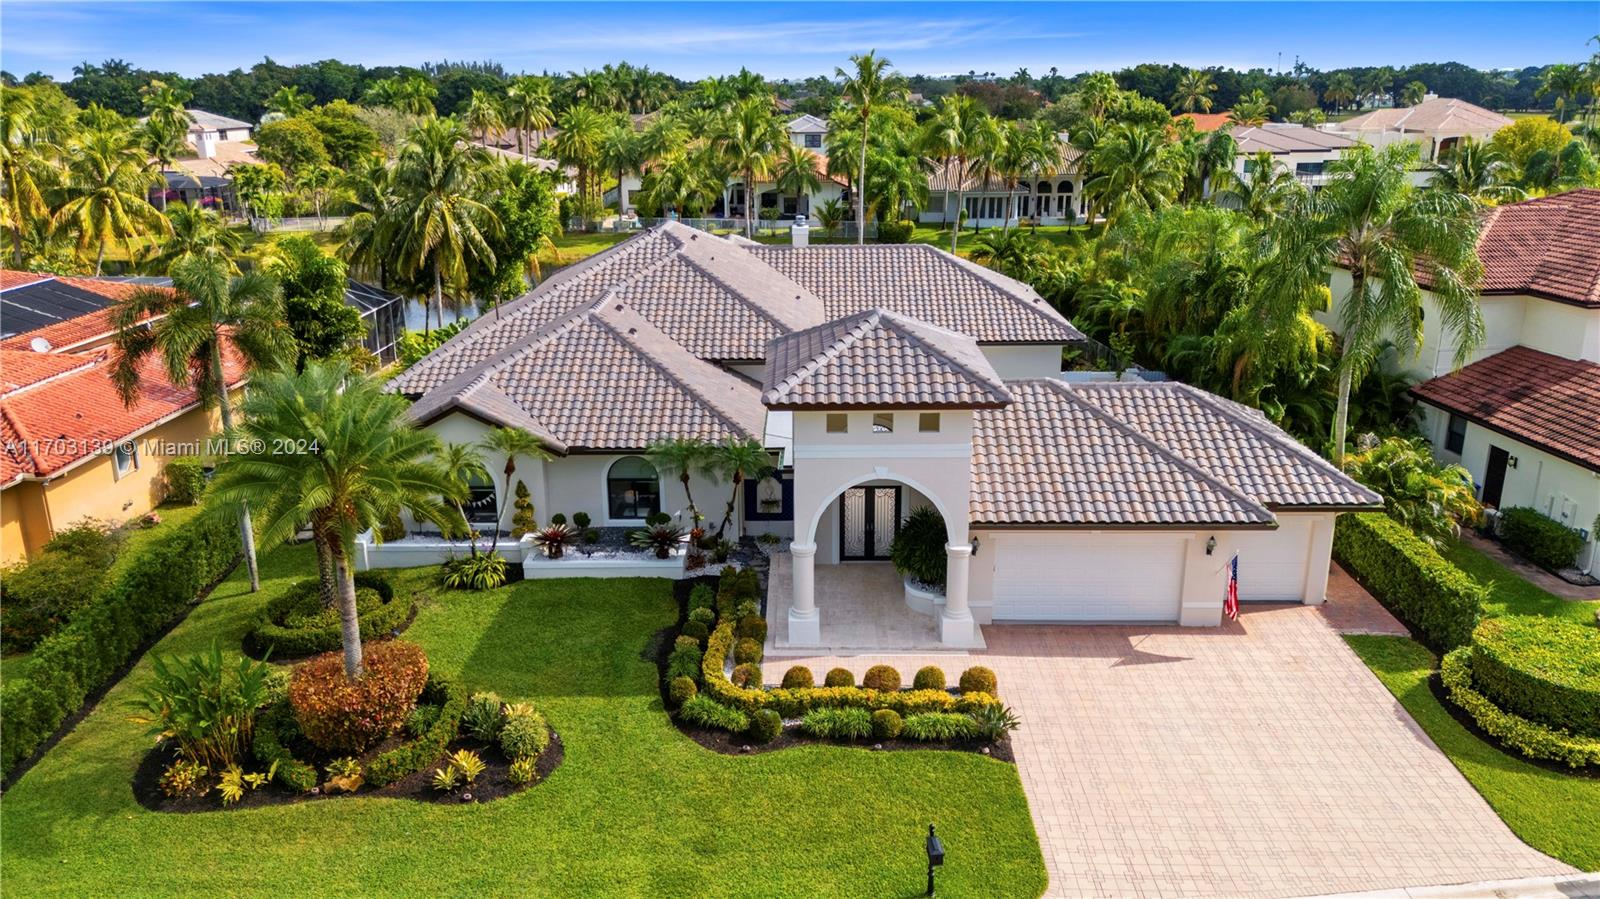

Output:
xmin=2 ymin=87 xmax=51 ymax=266
xmin=773 ymin=141 xmax=821 ymax=221
xmin=463 ymin=89 xmax=505 ymax=147
xmin=143 ymin=204 xmax=242 ymax=274
xmin=1324 ymin=73 xmax=1357 ymax=113
xmin=265 ymin=85 xmax=312 ymax=117
xmin=504 ymin=76 xmax=555 ymax=157
xmin=1218 ymin=150 xmax=1304 ymax=221
xmin=703 ymin=437 xmax=773 ymax=539
xmin=1083 ymin=122 xmax=1180 ymax=233
xmin=52 ymin=127 xmax=170 ymax=274
xmin=111 ymin=255 xmax=296 ymax=592
xmin=648 ymin=438 xmax=711 ymax=528
xmin=1359 ymin=68 xmax=1395 ymax=108
xmin=336 ymin=155 xmax=396 ymax=286
xmin=1401 ymin=81 xmax=1428 ymax=107
xmin=992 ymin=121 xmax=1058 ymax=232
xmin=551 ymin=105 xmax=607 ymax=231
xmin=366 ymin=75 xmax=437 ymax=117
xmin=436 ymin=442 xmax=490 ymax=552
xmin=599 ymin=119 xmax=644 ymax=215
xmin=390 ymin=116 xmax=499 ymax=332
xmin=139 ymin=79 xmax=190 ymax=210
xmin=1228 ymin=90 xmax=1274 ymax=127
xmin=1429 ymin=137 xmax=1524 ymax=204
xmin=297 ymin=162 xmax=339 ymax=228
xmin=720 ymin=97 xmax=781 ymax=238
xmin=1277 ymin=143 xmax=1483 ymax=463
xmin=229 ymin=162 xmax=286 ymax=221
xmin=1171 ymin=69 xmax=1218 ymax=113
xmin=836 ymin=51 xmax=908 ymax=244
xmin=815 ymin=197 xmax=847 ymax=239
xmin=1536 ymin=63 xmax=1587 ymax=123
xmin=921 ymin=93 xmax=993 ymax=252
xmin=1178 ymin=128 xmax=1238 ymax=203
xmin=206 ymin=361 xmax=461 ymax=678
xmin=477 ymin=427 xmax=551 ymax=554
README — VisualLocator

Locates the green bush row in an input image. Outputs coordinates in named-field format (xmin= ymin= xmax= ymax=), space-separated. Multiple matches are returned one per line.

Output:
xmin=366 ymin=672 xmax=467 ymax=787
xmin=1470 ymin=616 xmax=1600 ymax=738
xmin=1441 ymin=647 xmax=1600 ymax=769
xmin=251 ymin=698 xmax=319 ymax=792
xmin=1332 ymin=512 xmax=1485 ymax=650
xmin=241 ymin=573 xmax=409 ymax=658
xmin=1 ymin=511 xmax=240 ymax=778
xmin=1498 ymin=507 xmax=1587 ymax=571
xmin=163 ymin=457 xmax=209 ymax=505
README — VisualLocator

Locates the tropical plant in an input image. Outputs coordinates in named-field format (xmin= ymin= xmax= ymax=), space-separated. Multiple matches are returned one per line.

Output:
xmin=1228 ymin=90 xmax=1274 ymax=127
xmin=1324 ymin=73 xmax=1358 ymax=112
xmin=1 ymin=86 xmax=53 ymax=267
xmin=52 ymin=125 xmax=169 ymax=274
xmin=551 ymin=104 xmax=607 ymax=230
xmin=702 ymin=438 xmax=773 ymax=539
xmin=139 ymin=78 xmax=190 ymax=208
xmin=815 ymin=197 xmax=847 ymax=238
xmin=921 ymin=93 xmax=997 ymax=252
xmin=630 ymin=522 xmax=686 ymax=559
xmin=1083 ymin=122 xmax=1180 ymax=232
xmin=647 ymin=438 xmax=711 ymax=527
xmin=461 ymin=692 xmax=506 ymax=741
xmin=1401 ymin=81 xmax=1428 ymax=107
xmin=994 ymin=119 xmax=1060 ymax=231
xmin=836 ymin=51 xmax=908 ymax=244
xmin=1171 ymin=68 xmax=1218 ymax=113
xmin=321 ymin=756 xmax=362 ymax=794
xmin=1429 ymin=137 xmax=1524 ymax=204
xmin=720 ymin=97 xmax=781 ymax=238
xmin=265 ymin=85 xmax=313 ymax=117
xmin=365 ymin=75 xmax=438 ymax=117
xmin=889 ymin=506 xmax=948 ymax=589
xmin=462 ymin=89 xmax=504 ymax=147
xmin=1341 ymin=436 xmax=1482 ymax=547
xmin=967 ymin=703 xmax=1023 ymax=742
xmin=1219 ymin=150 xmax=1305 ymax=221
xmin=598 ymin=117 xmax=644 ymax=215
xmin=435 ymin=440 xmax=489 ymax=548
xmin=534 ymin=523 xmax=576 ymax=558
xmin=136 ymin=640 xmax=272 ymax=768
xmin=205 ymin=361 xmax=461 ymax=678
xmin=141 ymin=204 xmax=242 ymax=274
xmin=391 ymin=116 xmax=499 ymax=332
xmin=773 ymin=141 xmax=821 ymax=221
xmin=442 ymin=553 xmax=508 ymax=590
xmin=504 ymin=75 xmax=555 ymax=158
xmin=478 ymin=426 xmax=552 ymax=553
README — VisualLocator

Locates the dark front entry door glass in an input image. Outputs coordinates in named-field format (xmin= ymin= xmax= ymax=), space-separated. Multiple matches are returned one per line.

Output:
xmin=1483 ymin=445 xmax=1510 ymax=507
xmin=840 ymin=486 xmax=900 ymax=560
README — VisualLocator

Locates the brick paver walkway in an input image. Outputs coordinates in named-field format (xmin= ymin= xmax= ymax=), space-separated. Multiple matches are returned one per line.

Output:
xmin=773 ymin=603 xmax=1574 ymax=898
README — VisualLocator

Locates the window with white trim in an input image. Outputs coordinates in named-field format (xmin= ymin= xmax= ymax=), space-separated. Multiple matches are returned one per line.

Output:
xmin=607 ymin=456 xmax=660 ymax=520
xmin=112 ymin=442 xmax=139 ymax=480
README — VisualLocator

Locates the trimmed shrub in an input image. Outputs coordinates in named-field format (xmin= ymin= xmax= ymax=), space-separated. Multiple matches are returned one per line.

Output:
xmin=688 ymin=584 xmax=715 ymax=614
xmin=1499 ymin=507 xmax=1587 ymax=571
xmin=1470 ymin=616 xmax=1600 ymax=737
xmin=1332 ymin=512 xmax=1485 ymax=650
xmin=877 ymin=219 xmax=915 ymax=243
xmin=674 ymin=635 xmax=700 ymax=652
xmin=407 ymin=704 xmax=442 ymax=738
xmin=689 ymin=606 xmax=716 ymax=626
xmin=0 ymin=548 xmax=113 ymax=649
xmin=872 ymin=709 xmax=903 ymax=740
xmin=890 ymin=506 xmax=947 ymax=589
xmin=668 ymin=676 xmax=698 ymax=707
xmin=902 ymin=712 xmax=977 ymax=742
xmin=288 ymin=641 xmax=429 ymax=752
xmin=250 ymin=699 xmax=318 ymax=792
xmin=913 ymin=666 xmax=947 ymax=692
xmin=667 ymin=642 xmax=702 ymax=681
xmin=163 ymin=456 xmax=208 ymax=504
xmin=243 ymin=574 xmax=410 ymax=658
xmin=959 ymin=666 xmax=998 ymax=697
xmin=731 ymin=663 xmax=762 ymax=687
xmin=801 ymin=706 xmax=873 ymax=741
xmin=681 ymin=619 xmax=709 ymax=641
xmin=1441 ymin=647 xmax=1600 ymax=768
xmin=748 ymin=709 xmax=782 ymax=743
xmin=461 ymin=692 xmax=506 ymax=742
xmin=734 ymin=637 xmax=763 ymax=666
xmin=1 ymin=510 xmax=239 ymax=778
xmin=679 ymin=694 xmax=749 ymax=732
xmin=782 ymin=666 xmax=814 ymax=689
xmin=736 ymin=615 xmax=768 ymax=643
xmin=500 ymin=709 xmax=550 ymax=761
xmin=366 ymin=673 xmax=467 ymax=787
xmin=863 ymin=665 xmax=902 ymax=692
xmin=824 ymin=667 xmax=855 ymax=688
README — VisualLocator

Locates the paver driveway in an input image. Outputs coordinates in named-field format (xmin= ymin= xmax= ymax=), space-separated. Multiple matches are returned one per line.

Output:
xmin=775 ymin=604 xmax=1574 ymax=899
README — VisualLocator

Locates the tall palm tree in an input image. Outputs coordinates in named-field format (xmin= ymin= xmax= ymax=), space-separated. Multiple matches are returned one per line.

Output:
xmin=994 ymin=120 xmax=1058 ymax=231
xmin=1 ymin=87 xmax=51 ymax=266
xmin=1324 ymin=73 xmax=1357 ymax=112
xmin=703 ymin=437 xmax=773 ymax=540
xmin=648 ymin=438 xmax=711 ymax=527
xmin=52 ymin=127 xmax=170 ymax=274
xmin=142 ymin=204 xmax=242 ymax=274
xmin=477 ymin=426 xmax=551 ymax=554
xmin=1277 ymin=143 xmax=1484 ymax=462
xmin=111 ymin=255 xmax=296 ymax=592
xmin=599 ymin=118 xmax=644 ymax=214
xmin=1359 ymin=68 xmax=1395 ymax=108
xmin=265 ymin=85 xmax=312 ymax=117
xmin=1401 ymin=81 xmax=1428 ymax=107
xmin=1083 ymin=122 xmax=1181 ymax=233
xmin=1179 ymin=128 xmax=1238 ymax=204
xmin=1171 ymin=69 xmax=1218 ymax=113
xmin=836 ymin=51 xmax=908 ymax=244
xmin=206 ymin=361 xmax=461 ymax=678
xmin=504 ymin=76 xmax=555 ymax=157
xmin=436 ymin=442 xmax=490 ymax=552
xmin=463 ymin=89 xmax=505 ymax=147
xmin=336 ymin=154 xmax=396 ymax=286
xmin=390 ymin=116 xmax=499 ymax=331
xmin=139 ymin=79 xmax=190 ymax=210
xmin=1218 ymin=150 xmax=1304 ymax=220
xmin=1536 ymin=63 xmax=1587 ymax=123
xmin=551 ymin=104 xmax=607 ymax=231
xmin=720 ymin=97 xmax=781 ymax=238
xmin=297 ymin=162 xmax=339 ymax=228
xmin=921 ymin=93 xmax=992 ymax=252
xmin=773 ymin=141 xmax=821 ymax=221
xmin=1428 ymin=137 xmax=1525 ymax=204
xmin=1228 ymin=90 xmax=1274 ymax=127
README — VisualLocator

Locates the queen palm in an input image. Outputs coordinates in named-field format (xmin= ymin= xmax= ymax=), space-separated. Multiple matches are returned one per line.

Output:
xmin=478 ymin=426 xmax=551 ymax=554
xmin=1083 ymin=122 xmax=1180 ymax=233
xmin=391 ymin=116 xmax=499 ymax=332
xmin=1536 ymin=63 xmax=1586 ymax=123
xmin=436 ymin=442 xmax=490 ymax=552
xmin=720 ymin=97 xmax=781 ymax=238
xmin=505 ymin=76 xmax=555 ymax=158
xmin=143 ymin=204 xmax=243 ymax=274
xmin=648 ymin=438 xmax=712 ymax=527
xmin=836 ymin=51 xmax=908 ymax=244
xmin=111 ymin=255 xmax=296 ymax=592
xmin=207 ymin=361 xmax=460 ymax=678
xmin=463 ymin=89 xmax=505 ymax=147
xmin=703 ymin=437 xmax=773 ymax=540
xmin=773 ymin=141 xmax=821 ymax=220
xmin=297 ymin=162 xmax=339 ymax=228
xmin=1218 ymin=150 xmax=1304 ymax=221
xmin=551 ymin=104 xmax=607 ymax=230
xmin=52 ymin=127 xmax=170 ymax=275
xmin=1324 ymin=73 xmax=1357 ymax=112
xmin=1359 ymin=68 xmax=1394 ymax=108
xmin=1429 ymin=137 xmax=1524 ymax=204
xmin=1171 ymin=69 xmax=1217 ymax=113
xmin=921 ymin=93 xmax=993 ymax=252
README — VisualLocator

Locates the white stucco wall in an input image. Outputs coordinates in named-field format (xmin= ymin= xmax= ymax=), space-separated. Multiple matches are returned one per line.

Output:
xmin=980 ymin=344 xmax=1065 ymax=380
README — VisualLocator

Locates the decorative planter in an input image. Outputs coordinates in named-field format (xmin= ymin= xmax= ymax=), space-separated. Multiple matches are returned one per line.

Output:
xmin=902 ymin=575 xmax=946 ymax=617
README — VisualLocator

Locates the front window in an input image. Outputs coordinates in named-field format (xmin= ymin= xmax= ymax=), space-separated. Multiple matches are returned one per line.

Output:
xmin=608 ymin=456 xmax=660 ymax=520
xmin=1295 ymin=161 xmax=1325 ymax=177
xmin=803 ymin=132 xmax=822 ymax=148
xmin=463 ymin=474 xmax=497 ymax=525
xmin=1445 ymin=415 xmax=1467 ymax=454
xmin=112 ymin=441 xmax=139 ymax=480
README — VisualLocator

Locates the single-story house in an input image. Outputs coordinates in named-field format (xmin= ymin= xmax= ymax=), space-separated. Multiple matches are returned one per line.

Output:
xmin=392 ymin=222 xmax=1378 ymax=646
xmin=1229 ymin=123 xmax=1357 ymax=190
xmin=1329 ymin=97 xmax=1513 ymax=172
xmin=920 ymin=138 xmax=1086 ymax=228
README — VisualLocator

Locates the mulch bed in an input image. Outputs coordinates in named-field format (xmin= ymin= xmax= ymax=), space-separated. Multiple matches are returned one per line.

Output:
xmin=132 ymin=730 xmax=565 ymax=812
xmin=1427 ymin=673 xmax=1599 ymax=780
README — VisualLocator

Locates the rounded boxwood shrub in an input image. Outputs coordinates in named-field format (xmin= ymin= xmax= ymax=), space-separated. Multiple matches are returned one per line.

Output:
xmin=748 ymin=708 xmax=782 ymax=744
xmin=288 ymin=640 xmax=429 ymax=752
xmin=959 ymin=666 xmax=998 ymax=697
xmin=912 ymin=666 xmax=947 ymax=691
xmin=244 ymin=574 xmax=409 ymax=658
xmin=863 ymin=665 xmax=901 ymax=692
xmin=824 ymin=667 xmax=854 ymax=687
xmin=736 ymin=615 xmax=768 ymax=643
xmin=731 ymin=662 xmax=761 ymax=688
xmin=734 ymin=637 xmax=762 ymax=666
xmin=872 ymin=708 xmax=903 ymax=740
xmin=1470 ymin=616 xmax=1600 ymax=737
xmin=688 ymin=584 xmax=715 ymax=613
xmin=782 ymin=665 xmax=814 ymax=689
xmin=500 ymin=709 xmax=550 ymax=761
xmin=669 ymin=676 xmax=698 ymax=707
xmin=688 ymin=606 xmax=715 ymax=626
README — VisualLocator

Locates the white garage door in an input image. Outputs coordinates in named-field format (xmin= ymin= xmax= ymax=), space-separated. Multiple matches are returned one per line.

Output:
xmin=993 ymin=534 xmax=1185 ymax=622
xmin=1228 ymin=518 xmax=1312 ymax=602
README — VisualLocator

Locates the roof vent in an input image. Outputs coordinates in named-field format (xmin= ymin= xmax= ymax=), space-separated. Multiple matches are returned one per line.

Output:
xmin=627 ymin=327 xmax=637 ymax=335
xmin=615 ymin=304 xmax=623 ymax=311
xmin=28 ymin=337 xmax=52 ymax=353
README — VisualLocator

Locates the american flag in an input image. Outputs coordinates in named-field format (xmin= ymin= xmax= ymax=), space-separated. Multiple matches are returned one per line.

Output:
xmin=1224 ymin=553 xmax=1240 ymax=621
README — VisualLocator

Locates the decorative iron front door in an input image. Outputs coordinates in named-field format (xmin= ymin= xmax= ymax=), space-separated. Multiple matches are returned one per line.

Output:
xmin=840 ymin=486 xmax=901 ymax=561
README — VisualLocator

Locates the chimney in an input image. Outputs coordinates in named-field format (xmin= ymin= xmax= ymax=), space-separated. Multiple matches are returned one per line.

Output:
xmin=790 ymin=218 xmax=809 ymax=247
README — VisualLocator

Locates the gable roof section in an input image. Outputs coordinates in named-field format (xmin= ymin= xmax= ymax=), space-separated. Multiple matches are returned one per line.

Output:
xmin=787 ymin=114 xmax=828 ymax=133
xmin=1409 ymin=346 xmax=1600 ymax=472
xmin=747 ymin=243 xmax=1083 ymax=344
xmin=1231 ymin=124 xmax=1356 ymax=154
xmin=1470 ymin=189 xmax=1600 ymax=307
xmin=763 ymin=309 xmax=1012 ymax=409
xmin=1175 ymin=112 xmax=1232 ymax=133
xmin=1337 ymin=98 xmax=1511 ymax=134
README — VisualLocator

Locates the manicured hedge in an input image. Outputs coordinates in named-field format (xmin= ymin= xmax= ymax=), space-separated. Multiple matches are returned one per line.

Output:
xmin=366 ymin=672 xmax=467 ymax=787
xmin=1470 ymin=616 xmax=1600 ymax=738
xmin=1 ymin=510 xmax=240 ymax=778
xmin=1441 ymin=647 xmax=1600 ymax=769
xmin=242 ymin=573 xmax=411 ymax=658
xmin=251 ymin=699 xmax=319 ymax=792
xmin=1332 ymin=512 xmax=1485 ymax=650
xmin=1499 ymin=507 xmax=1586 ymax=571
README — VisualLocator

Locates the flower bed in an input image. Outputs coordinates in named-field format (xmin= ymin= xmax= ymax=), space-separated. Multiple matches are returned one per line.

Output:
xmin=242 ymin=572 xmax=419 ymax=659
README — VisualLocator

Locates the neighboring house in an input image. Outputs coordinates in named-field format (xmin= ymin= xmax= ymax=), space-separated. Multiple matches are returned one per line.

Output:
xmin=1 ymin=271 xmax=155 ymax=350
xmin=1329 ymin=97 xmax=1513 ymax=167
xmin=1320 ymin=189 xmax=1600 ymax=572
xmin=1176 ymin=112 xmax=1233 ymax=133
xmin=139 ymin=108 xmax=258 ymax=209
xmin=920 ymin=137 xmax=1086 ymax=228
xmin=787 ymin=114 xmax=828 ymax=152
xmin=1229 ymin=123 xmax=1357 ymax=190
xmin=392 ymin=221 xmax=1378 ymax=646
xmin=0 ymin=273 xmax=244 ymax=564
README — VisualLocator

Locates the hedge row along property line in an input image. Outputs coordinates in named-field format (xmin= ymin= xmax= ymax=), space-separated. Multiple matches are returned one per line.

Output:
xmin=0 ymin=512 xmax=242 ymax=778
xmin=1332 ymin=512 xmax=1486 ymax=651
xmin=1468 ymin=616 xmax=1600 ymax=739
xmin=1440 ymin=647 xmax=1600 ymax=769
xmin=242 ymin=572 xmax=412 ymax=658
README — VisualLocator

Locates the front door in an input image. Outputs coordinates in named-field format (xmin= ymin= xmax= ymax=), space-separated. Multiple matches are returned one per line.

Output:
xmin=1483 ymin=445 xmax=1510 ymax=508
xmin=840 ymin=486 xmax=900 ymax=561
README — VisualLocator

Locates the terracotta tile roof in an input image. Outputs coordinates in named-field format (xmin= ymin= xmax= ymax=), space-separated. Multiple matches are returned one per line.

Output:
xmin=763 ymin=309 xmax=1012 ymax=409
xmin=1 ymin=271 xmax=50 ymax=290
xmin=1468 ymin=189 xmax=1600 ymax=307
xmin=1 ymin=273 xmax=167 ymax=350
xmin=1176 ymin=112 xmax=1232 ymax=133
xmin=747 ymin=243 xmax=1083 ymax=344
xmin=1337 ymin=98 xmax=1512 ymax=135
xmin=1410 ymin=346 xmax=1600 ymax=471
xmin=0 ymin=344 xmax=244 ymax=481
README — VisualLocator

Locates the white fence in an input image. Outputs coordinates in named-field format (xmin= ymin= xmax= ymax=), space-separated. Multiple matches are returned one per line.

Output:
xmin=249 ymin=215 xmax=349 ymax=234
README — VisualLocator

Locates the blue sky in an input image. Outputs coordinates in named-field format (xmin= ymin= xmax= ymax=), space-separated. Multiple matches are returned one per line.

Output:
xmin=2 ymin=2 xmax=1594 ymax=81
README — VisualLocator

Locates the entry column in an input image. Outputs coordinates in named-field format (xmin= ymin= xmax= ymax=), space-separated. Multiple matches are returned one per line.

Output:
xmin=938 ymin=543 xmax=981 ymax=647
xmin=788 ymin=541 xmax=821 ymax=646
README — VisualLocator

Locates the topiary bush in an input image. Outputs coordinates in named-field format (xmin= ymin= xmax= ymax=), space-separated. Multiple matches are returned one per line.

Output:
xmin=250 ymin=698 xmax=318 ymax=792
xmin=1469 ymin=616 xmax=1600 ymax=737
xmin=288 ymin=641 xmax=429 ymax=752
xmin=734 ymin=637 xmax=762 ymax=666
xmin=1333 ymin=512 xmax=1485 ymax=650
xmin=163 ymin=456 xmax=209 ymax=504
xmin=688 ymin=584 xmax=715 ymax=614
xmin=748 ymin=709 xmax=782 ymax=744
xmin=890 ymin=506 xmax=948 ymax=589
xmin=243 ymin=574 xmax=409 ymax=658
xmin=872 ymin=708 xmax=903 ymax=740
xmin=1499 ymin=507 xmax=1586 ymax=571
xmin=736 ymin=615 xmax=768 ymax=643
xmin=667 ymin=641 xmax=702 ymax=682
xmin=681 ymin=619 xmax=709 ymax=641
xmin=668 ymin=676 xmax=698 ymax=707
xmin=731 ymin=662 xmax=761 ymax=688
xmin=863 ymin=665 xmax=902 ymax=692
xmin=959 ymin=666 xmax=998 ymax=697
xmin=1441 ymin=647 xmax=1600 ymax=768
xmin=913 ymin=666 xmax=947 ymax=692
xmin=824 ymin=667 xmax=854 ymax=688
xmin=365 ymin=672 xmax=466 ymax=787
xmin=782 ymin=666 xmax=814 ymax=689
xmin=499 ymin=708 xmax=550 ymax=761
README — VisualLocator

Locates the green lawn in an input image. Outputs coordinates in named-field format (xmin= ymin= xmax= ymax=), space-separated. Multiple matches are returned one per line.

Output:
xmin=1346 ymin=635 xmax=1600 ymax=870
xmin=0 ymin=545 xmax=1046 ymax=897
xmin=1441 ymin=539 xmax=1600 ymax=625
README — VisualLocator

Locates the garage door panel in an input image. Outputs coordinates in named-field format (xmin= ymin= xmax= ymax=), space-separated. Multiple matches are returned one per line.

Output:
xmin=993 ymin=535 xmax=1184 ymax=622
xmin=1230 ymin=519 xmax=1311 ymax=602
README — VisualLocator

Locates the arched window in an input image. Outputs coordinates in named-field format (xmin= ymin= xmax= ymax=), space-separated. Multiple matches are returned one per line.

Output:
xmin=607 ymin=456 xmax=660 ymax=520
xmin=1036 ymin=180 xmax=1053 ymax=194
xmin=1057 ymin=180 xmax=1073 ymax=196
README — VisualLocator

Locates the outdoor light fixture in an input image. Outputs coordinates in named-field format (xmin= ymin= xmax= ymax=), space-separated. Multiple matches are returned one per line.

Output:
xmin=1205 ymin=536 xmax=1217 ymax=556
xmin=970 ymin=536 xmax=980 ymax=557
xmin=925 ymin=823 xmax=945 ymax=896
xmin=1507 ymin=455 xmax=1519 ymax=469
